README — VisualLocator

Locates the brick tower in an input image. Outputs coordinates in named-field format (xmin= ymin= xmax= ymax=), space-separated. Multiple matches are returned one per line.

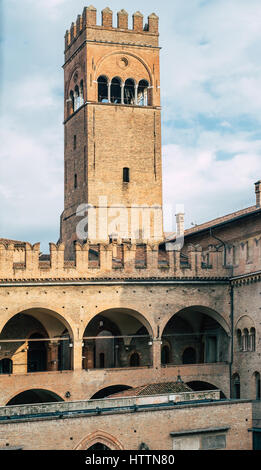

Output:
xmin=60 ymin=6 xmax=163 ymax=258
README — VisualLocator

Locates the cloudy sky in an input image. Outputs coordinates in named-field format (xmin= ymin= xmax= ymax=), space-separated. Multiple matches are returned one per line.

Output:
xmin=1 ymin=0 xmax=261 ymax=251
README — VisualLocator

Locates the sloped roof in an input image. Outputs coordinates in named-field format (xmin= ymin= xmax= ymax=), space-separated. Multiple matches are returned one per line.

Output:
xmin=184 ymin=205 xmax=259 ymax=237
xmin=108 ymin=381 xmax=192 ymax=398
xmin=165 ymin=205 xmax=261 ymax=243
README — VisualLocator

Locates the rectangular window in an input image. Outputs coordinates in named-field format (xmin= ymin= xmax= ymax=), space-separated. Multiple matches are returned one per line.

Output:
xmin=201 ymin=434 xmax=226 ymax=450
xmin=123 ymin=167 xmax=130 ymax=183
xmin=74 ymin=135 xmax=77 ymax=150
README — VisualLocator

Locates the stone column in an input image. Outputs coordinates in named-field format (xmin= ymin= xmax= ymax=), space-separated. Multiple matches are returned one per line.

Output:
xmin=108 ymin=82 xmax=111 ymax=103
xmin=121 ymin=84 xmax=124 ymax=104
xmin=135 ymin=84 xmax=138 ymax=105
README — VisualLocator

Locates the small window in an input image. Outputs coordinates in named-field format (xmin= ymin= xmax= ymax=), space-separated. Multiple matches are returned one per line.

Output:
xmin=74 ymin=135 xmax=77 ymax=150
xmin=74 ymin=174 xmax=78 ymax=189
xmin=123 ymin=168 xmax=130 ymax=183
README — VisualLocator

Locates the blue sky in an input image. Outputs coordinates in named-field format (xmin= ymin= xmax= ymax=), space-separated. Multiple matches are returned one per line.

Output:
xmin=1 ymin=0 xmax=261 ymax=251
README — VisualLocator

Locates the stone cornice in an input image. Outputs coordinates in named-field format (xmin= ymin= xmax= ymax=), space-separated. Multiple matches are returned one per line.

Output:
xmin=0 ymin=277 xmax=230 ymax=287
xmin=230 ymin=270 xmax=261 ymax=287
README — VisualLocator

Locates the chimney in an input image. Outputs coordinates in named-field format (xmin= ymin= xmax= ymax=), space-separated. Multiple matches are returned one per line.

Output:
xmin=255 ymin=180 xmax=261 ymax=207
xmin=176 ymin=212 xmax=185 ymax=237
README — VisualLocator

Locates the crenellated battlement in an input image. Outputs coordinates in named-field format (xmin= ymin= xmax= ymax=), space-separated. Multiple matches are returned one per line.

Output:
xmin=0 ymin=240 xmax=233 ymax=282
xmin=2 ymin=234 xmax=261 ymax=282
xmin=65 ymin=6 xmax=159 ymax=52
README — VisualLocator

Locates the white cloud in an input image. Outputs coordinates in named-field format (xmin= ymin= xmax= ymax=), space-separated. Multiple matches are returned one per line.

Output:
xmin=2 ymin=0 xmax=261 ymax=248
xmin=13 ymin=76 xmax=59 ymax=110
xmin=162 ymin=137 xmax=261 ymax=231
xmin=161 ymin=0 xmax=261 ymax=121
xmin=0 ymin=123 xmax=63 ymax=247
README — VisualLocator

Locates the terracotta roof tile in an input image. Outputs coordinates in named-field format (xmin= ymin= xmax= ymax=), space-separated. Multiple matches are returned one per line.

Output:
xmin=108 ymin=381 xmax=192 ymax=398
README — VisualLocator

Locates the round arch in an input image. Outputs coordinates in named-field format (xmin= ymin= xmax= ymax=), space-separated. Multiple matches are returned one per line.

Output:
xmin=6 ymin=388 xmax=64 ymax=406
xmin=82 ymin=307 xmax=154 ymax=338
xmin=82 ymin=308 xmax=153 ymax=370
xmin=187 ymin=381 xmax=226 ymax=399
xmin=65 ymin=63 xmax=85 ymax=100
xmin=235 ymin=315 xmax=256 ymax=332
xmin=95 ymin=50 xmax=153 ymax=85
xmin=161 ymin=305 xmax=230 ymax=366
xmin=0 ymin=306 xmax=75 ymax=341
xmin=90 ymin=385 xmax=133 ymax=400
xmin=161 ymin=305 xmax=231 ymax=336
xmin=74 ymin=430 xmax=124 ymax=451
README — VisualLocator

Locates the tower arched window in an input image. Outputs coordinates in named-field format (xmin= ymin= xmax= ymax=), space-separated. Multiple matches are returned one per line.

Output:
xmin=236 ymin=329 xmax=242 ymax=351
xmin=74 ymin=85 xmax=80 ymax=111
xmin=98 ymin=76 xmax=109 ymax=103
xmin=250 ymin=328 xmax=256 ymax=352
xmin=138 ymin=80 xmax=149 ymax=106
xmin=79 ymin=80 xmax=84 ymax=107
xmin=69 ymin=90 xmax=74 ymax=115
xmin=243 ymin=328 xmax=249 ymax=351
xmin=124 ymin=79 xmax=135 ymax=105
xmin=111 ymin=77 xmax=122 ymax=104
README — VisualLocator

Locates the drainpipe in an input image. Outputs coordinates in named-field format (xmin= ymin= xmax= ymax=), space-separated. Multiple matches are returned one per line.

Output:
xmin=229 ymin=284 xmax=234 ymax=399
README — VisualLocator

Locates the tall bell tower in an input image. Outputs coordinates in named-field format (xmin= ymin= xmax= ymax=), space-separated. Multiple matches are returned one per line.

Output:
xmin=60 ymin=6 xmax=163 ymax=258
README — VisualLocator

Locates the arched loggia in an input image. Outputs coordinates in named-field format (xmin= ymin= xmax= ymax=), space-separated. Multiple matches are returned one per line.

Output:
xmin=0 ymin=309 xmax=73 ymax=374
xmin=82 ymin=308 xmax=153 ymax=370
xmin=161 ymin=306 xmax=230 ymax=366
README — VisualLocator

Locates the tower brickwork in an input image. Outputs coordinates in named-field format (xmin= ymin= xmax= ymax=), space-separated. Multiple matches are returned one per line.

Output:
xmin=60 ymin=6 xmax=163 ymax=258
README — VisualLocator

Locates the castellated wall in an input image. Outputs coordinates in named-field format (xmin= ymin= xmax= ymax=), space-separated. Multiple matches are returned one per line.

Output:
xmin=1 ymin=232 xmax=261 ymax=281
xmin=0 ymin=241 xmax=232 ymax=281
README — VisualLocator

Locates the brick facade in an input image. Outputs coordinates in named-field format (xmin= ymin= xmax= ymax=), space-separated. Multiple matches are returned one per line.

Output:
xmin=0 ymin=6 xmax=260 ymax=450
